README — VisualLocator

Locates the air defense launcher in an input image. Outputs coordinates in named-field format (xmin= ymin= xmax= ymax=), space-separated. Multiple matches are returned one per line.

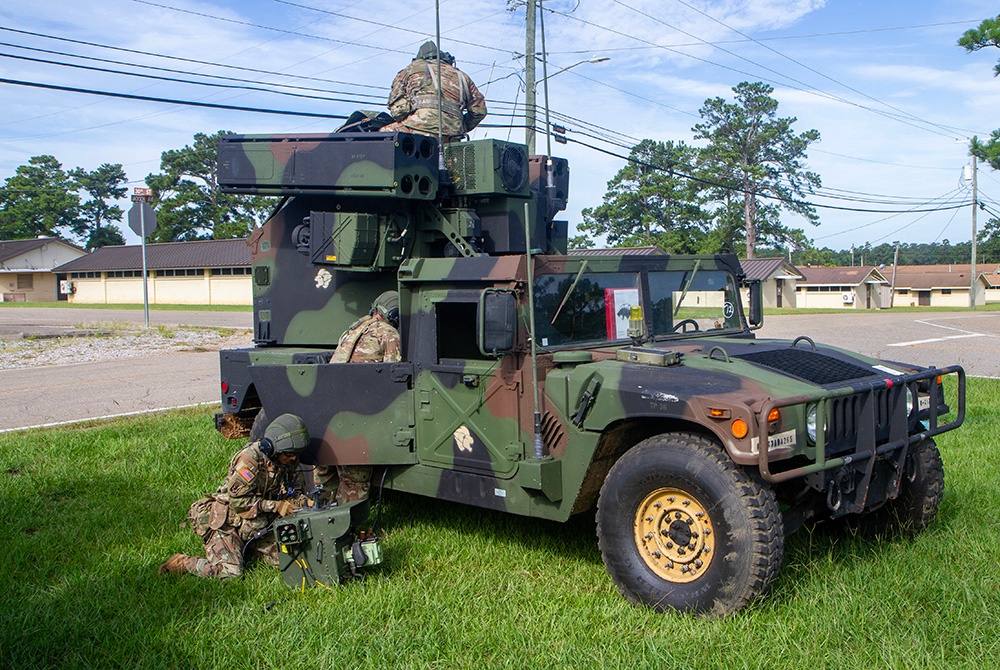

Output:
xmin=214 ymin=129 xmax=965 ymax=615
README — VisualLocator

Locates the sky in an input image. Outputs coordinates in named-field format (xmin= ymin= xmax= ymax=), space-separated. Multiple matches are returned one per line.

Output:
xmin=2 ymin=0 xmax=999 ymax=254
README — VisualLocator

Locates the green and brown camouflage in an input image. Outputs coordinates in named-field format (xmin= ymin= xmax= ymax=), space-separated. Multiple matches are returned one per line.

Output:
xmin=214 ymin=129 xmax=965 ymax=614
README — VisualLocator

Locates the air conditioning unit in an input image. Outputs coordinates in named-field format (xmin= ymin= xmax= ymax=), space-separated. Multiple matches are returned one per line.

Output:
xmin=59 ymin=280 xmax=75 ymax=295
xmin=841 ymin=292 xmax=854 ymax=304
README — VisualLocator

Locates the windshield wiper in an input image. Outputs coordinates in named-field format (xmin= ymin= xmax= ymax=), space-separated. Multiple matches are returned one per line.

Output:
xmin=673 ymin=259 xmax=701 ymax=317
xmin=550 ymin=260 xmax=588 ymax=325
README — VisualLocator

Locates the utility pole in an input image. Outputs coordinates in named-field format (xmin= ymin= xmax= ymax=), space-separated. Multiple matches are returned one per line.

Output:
xmin=971 ymin=153 xmax=978 ymax=310
xmin=889 ymin=241 xmax=899 ymax=309
xmin=525 ymin=0 xmax=537 ymax=154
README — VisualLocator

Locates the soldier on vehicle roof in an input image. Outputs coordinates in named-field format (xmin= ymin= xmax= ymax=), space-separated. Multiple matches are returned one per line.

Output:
xmin=315 ymin=291 xmax=402 ymax=505
xmin=158 ymin=414 xmax=311 ymax=579
xmin=380 ymin=41 xmax=487 ymax=141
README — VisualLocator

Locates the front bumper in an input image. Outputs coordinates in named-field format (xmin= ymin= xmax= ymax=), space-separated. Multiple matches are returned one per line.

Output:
xmin=755 ymin=365 xmax=965 ymax=486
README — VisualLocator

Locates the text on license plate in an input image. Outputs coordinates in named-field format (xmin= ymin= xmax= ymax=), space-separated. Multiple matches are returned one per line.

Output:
xmin=751 ymin=428 xmax=796 ymax=453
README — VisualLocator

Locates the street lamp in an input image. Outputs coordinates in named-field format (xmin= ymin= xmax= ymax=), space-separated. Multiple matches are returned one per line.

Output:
xmin=526 ymin=56 xmax=610 ymax=154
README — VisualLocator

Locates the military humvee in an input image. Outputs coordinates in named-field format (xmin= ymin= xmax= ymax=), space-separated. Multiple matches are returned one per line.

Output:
xmin=214 ymin=131 xmax=964 ymax=615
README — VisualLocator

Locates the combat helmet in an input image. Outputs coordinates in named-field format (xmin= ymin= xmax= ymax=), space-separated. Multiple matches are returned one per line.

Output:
xmin=372 ymin=290 xmax=400 ymax=329
xmin=415 ymin=40 xmax=440 ymax=61
xmin=260 ymin=413 xmax=310 ymax=461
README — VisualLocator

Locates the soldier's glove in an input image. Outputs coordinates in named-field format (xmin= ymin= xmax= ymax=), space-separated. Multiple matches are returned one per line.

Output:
xmin=274 ymin=499 xmax=297 ymax=517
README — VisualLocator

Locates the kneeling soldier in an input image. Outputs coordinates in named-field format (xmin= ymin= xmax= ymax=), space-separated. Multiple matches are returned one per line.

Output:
xmin=159 ymin=414 xmax=310 ymax=579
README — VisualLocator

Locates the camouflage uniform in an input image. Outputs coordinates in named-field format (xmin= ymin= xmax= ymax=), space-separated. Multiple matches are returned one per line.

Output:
xmin=172 ymin=442 xmax=307 ymax=579
xmin=317 ymin=314 xmax=401 ymax=504
xmin=381 ymin=41 xmax=487 ymax=140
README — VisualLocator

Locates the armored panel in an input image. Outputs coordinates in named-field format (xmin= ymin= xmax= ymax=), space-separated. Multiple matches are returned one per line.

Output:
xmin=444 ymin=140 xmax=531 ymax=197
xmin=217 ymin=132 xmax=439 ymax=199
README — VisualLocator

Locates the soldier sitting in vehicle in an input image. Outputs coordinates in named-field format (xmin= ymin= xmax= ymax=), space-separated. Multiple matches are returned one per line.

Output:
xmin=315 ymin=291 xmax=402 ymax=505
xmin=380 ymin=41 xmax=487 ymax=141
xmin=158 ymin=414 xmax=311 ymax=579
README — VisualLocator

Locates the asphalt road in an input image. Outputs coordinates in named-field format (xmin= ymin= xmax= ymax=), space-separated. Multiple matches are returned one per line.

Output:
xmin=0 ymin=308 xmax=252 ymax=433
xmin=756 ymin=310 xmax=1000 ymax=378
xmin=0 ymin=307 xmax=996 ymax=433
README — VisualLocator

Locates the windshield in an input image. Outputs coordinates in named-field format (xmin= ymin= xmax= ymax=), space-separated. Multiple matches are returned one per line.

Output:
xmin=533 ymin=267 xmax=744 ymax=347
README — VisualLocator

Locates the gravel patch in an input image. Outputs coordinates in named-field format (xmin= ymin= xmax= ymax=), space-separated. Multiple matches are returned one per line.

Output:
xmin=0 ymin=327 xmax=253 ymax=369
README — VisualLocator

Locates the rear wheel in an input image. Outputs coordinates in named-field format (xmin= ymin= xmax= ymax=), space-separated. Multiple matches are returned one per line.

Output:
xmin=596 ymin=432 xmax=784 ymax=615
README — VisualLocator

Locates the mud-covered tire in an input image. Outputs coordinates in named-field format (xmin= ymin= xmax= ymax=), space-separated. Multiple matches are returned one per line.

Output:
xmin=596 ymin=432 xmax=784 ymax=616
xmin=248 ymin=409 xmax=268 ymax=443
xmin=847 ymin=438 xmax=944 ymax=539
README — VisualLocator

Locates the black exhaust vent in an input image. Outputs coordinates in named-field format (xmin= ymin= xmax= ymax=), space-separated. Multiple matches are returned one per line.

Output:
xmin=734 ymin=349 xmax=877 ymax=386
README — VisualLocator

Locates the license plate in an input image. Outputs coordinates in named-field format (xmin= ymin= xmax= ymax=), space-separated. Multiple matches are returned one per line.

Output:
xmin=918 ymin=395 xmax=931 ymax=411
xmin=751 ymin=428 xmax=796 ymax=453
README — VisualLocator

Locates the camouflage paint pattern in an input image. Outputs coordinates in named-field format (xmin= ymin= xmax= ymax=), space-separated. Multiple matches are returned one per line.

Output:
xmin=174 ymin=441 xmax=307 ymax=579
xmin=216 ymin=132 xmax=964 ymax=529
xmin=382 ymin=54 xmax=487 ymax=138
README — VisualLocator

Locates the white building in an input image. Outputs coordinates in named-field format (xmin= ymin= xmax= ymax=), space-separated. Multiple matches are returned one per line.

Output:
xmin=53 ymin=238 xmax=252 ymax=306
xmin=795 ymin=266 xmax=890 ymax=309
xmin=0 ymin=237 xmax=87 ymax=302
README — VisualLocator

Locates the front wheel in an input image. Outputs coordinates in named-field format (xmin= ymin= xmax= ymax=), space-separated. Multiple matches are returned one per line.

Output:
xmin=846 ymin=437 xmax=944 ymax=539
xmin=596 ymin=432 xmax=784 ymax=615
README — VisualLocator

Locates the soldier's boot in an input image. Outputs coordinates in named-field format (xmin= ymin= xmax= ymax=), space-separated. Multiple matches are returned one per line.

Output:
xmin=158 ymin=553 xmax=192 ymax=575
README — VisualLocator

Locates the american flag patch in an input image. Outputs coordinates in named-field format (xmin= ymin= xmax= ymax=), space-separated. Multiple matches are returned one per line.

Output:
xmin=238 ymin=467 xmax=254 ymax=483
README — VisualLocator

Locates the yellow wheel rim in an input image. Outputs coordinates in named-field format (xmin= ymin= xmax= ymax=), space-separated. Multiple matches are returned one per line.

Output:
xmin=633 ymin=487 xmax=714 ymax=584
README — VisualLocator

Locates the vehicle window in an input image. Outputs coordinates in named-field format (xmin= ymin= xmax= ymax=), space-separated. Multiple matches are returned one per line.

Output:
xmin=533 ymin=267 xmax=744 ymax=348
xmin=533 ymin=271 xmax=639 ymax=347
xmin=648 ymin=269 xmax=742 ymax=336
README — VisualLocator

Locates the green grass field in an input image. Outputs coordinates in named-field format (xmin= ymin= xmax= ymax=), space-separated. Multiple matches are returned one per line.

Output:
xmin=2 ymin=380 xmax=998 ymax=669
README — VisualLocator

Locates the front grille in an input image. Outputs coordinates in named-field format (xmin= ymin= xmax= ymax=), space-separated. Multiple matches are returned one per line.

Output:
xmin=735 ymin=349 xmax=876 ymax=386
xmin=824 ymin=386 xmax=898 ymax=457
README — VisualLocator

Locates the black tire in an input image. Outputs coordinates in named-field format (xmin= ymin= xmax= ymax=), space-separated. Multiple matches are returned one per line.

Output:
xmin=847 ymin=438 xmax=944 ymax=539
xmin=596 ymin=432 xmax=784 ymax=616
xmin=248 ymin=409 xmax=268 ymax=443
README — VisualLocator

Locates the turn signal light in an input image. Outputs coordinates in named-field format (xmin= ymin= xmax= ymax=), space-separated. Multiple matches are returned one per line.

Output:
xmin=767 ymin=408 xmax=780 ymax=423
xmin=731 ymin=419 xmax=749 ymax=439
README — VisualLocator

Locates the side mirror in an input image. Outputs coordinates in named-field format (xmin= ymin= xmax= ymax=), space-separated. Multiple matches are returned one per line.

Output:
xmin=479 ymin=289 xmax=517 ymax=357
xmin=747 ymin=280 xmax=763 ymax=328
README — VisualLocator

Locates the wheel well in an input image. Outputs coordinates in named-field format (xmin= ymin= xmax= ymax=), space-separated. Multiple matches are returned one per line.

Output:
xmin=570 ymin=417 xmax=720 ymax=514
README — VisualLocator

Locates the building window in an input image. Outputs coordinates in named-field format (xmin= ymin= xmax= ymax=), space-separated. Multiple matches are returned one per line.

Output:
xmin=898 ymin=289 xmax=909 ymax=295
xmin=157 ymin=268 xmax=205 ymax=277
xmin=941 ymin=289 xmax=952 ymax=295
xmin=210 ymin=267 xmax=251 ymax=276
xmin=70 ymin=271 xmax=100 ymax=279
xmin=16 ymin=274 xmax=33 ymax=290
xmin=107 ymin=270 xmax=145 ymax=278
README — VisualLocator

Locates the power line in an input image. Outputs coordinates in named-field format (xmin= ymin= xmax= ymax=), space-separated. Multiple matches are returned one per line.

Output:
xmin=668 ymin=0 xmax=984 ymax=139
xmin=0 ymin=77 xmax=349 ymax=120
xmin=130 ymin=0 xmax=516 ymax=70
xmin=605 ymin=0 xmax=973 ymax=141
xmin=0 ymin=26 xmax=386 ymax=91
xmin=561 ymin=133 xmax=970 ymax=214
xmin=545 ymin=19 xmax=984 ymax=54
xmin=0 ymin=51 xmax=384 ymax=107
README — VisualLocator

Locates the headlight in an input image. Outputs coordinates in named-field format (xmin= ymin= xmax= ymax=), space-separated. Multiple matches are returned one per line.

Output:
xmin=806 ymin=405 xmax=816 ymax=442
xmin=905 ymin=386 xmax=915 ymax=415
xmin=806 ymin=404 xmax=818 ymax=443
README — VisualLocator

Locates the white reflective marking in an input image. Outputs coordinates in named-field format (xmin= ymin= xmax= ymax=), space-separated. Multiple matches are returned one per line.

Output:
xmin=886 ymin=333 xmax=985 ymax=347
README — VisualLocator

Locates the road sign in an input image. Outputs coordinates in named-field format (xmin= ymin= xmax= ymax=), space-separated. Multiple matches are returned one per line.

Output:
xmin=128 ymin=202 xmax=157 ymax=238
